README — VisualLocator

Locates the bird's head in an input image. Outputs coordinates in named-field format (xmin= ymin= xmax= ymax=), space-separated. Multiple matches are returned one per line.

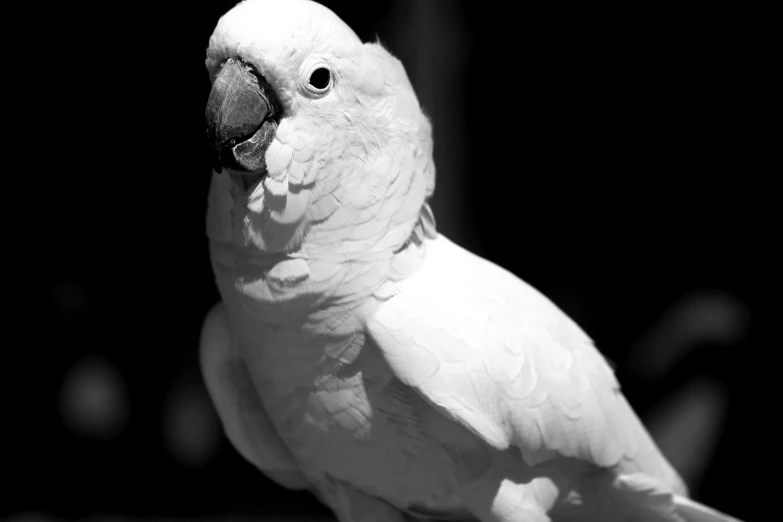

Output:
xmin=205 ymin=0 xmax=435 ymax=259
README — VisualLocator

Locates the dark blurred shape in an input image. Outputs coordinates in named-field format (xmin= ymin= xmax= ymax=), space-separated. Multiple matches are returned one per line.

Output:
xmin=59 ymin=355 xmax=129 ymax=440
xmin=7 ymin=513 xmax=62 ymax=522
xmin=385 ymin=0 xmax=474 ymax=250
xmin=628 ymin=290 xmax=750 ymax=382
xmin=623 ymin=290 xmax=753 ymax=512
xmin=163 ymin=377 xmax=222 ymax=468
xmin=645 ymin=377 xmax=728 ymax=493
xmin=50 ymin=281 xmax=89 ymax=316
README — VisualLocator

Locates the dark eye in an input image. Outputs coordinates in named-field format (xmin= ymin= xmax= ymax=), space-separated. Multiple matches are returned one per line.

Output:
xmin=308 ymin=67 xmax=331 ymax=91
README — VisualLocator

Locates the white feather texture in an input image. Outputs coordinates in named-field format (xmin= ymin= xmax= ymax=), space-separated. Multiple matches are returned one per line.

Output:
xmin=201 ymin=2 xmax=743 ymax=521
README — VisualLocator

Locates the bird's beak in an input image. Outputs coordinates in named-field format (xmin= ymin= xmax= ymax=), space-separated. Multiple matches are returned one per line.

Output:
xmin=205 ymin=58 xmax=278 ymax=174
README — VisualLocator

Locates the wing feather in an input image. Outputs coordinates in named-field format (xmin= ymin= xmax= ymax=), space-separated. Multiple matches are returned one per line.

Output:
xmin=367 ymin=235 xmax=684 ymax=492
xmin=200 ymin=303 xmax=310 ymax=490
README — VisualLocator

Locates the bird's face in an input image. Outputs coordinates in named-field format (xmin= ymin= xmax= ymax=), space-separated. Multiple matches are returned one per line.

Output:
xmin=205 ymin=0 xmax=433 ymax=257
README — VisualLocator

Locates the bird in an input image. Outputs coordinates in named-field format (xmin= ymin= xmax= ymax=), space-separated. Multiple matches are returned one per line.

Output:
xmin=200 ymin=1 xmax=744 ymax=520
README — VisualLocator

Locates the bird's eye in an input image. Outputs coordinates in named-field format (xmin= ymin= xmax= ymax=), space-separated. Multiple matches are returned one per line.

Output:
xmin=309 ymin=68 xmax=330 ymax=89
xmin=305 ymin=67 xmax=332 ymax=94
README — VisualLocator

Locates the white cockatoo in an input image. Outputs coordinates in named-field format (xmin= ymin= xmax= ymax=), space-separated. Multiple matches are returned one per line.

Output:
xmin=200 ymin=1 xmax=743 ymax=520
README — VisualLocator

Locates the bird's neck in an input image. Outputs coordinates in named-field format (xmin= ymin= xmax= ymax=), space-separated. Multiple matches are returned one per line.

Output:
xmin=211 ymin=241 xmax=379 ymax=322
xmin=210 ymin=216 xmax=429 ymax=329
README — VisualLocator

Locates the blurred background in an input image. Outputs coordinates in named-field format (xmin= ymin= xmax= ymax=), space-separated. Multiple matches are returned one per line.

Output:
xmin=7 ymin=1 xmax=776 ymax=521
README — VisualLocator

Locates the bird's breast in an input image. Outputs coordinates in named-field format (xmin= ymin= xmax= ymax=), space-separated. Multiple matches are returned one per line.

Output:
xmin=241 ymin=325 xmax=480 ymax=516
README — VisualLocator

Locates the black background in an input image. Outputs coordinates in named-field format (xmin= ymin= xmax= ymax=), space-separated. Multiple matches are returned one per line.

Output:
xmin=7 ymin=1 xmax=775 ymax=520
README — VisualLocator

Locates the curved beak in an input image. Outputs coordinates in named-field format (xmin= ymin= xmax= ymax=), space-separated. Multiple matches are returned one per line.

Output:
xmin=205 ymin=58 xmax=277 ymax=174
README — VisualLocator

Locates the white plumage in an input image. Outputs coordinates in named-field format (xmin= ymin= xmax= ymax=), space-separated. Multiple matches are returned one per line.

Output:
xmin=200 ymin=2 xmax=742 ymax=520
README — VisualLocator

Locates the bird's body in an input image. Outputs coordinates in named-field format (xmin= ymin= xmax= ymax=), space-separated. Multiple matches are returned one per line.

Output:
xmin=206 ymin=231 xmax=687 ymax=521
xmin=200 ymin=2 xmax=742 ymax=520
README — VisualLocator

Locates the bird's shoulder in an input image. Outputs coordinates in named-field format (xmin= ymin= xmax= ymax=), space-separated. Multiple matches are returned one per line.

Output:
xmin=368 ymin=235 xmax=640 ymax=468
